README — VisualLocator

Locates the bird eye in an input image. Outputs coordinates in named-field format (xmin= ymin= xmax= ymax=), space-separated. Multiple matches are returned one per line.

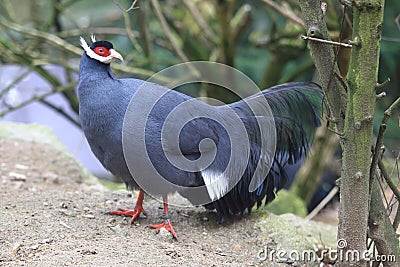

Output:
xmin=93 ymin=46 xmax=110 ymax=57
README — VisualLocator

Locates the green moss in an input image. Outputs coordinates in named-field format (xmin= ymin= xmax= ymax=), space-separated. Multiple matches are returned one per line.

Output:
xmin=255 ymin=213 xmax=337 ymax=266
xmin=253 ymin=189 xmax=308 ymax=217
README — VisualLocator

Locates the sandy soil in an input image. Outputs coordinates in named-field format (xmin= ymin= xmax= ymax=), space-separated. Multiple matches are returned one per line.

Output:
xmin=0 ymin=138 xmax=272 ymax=267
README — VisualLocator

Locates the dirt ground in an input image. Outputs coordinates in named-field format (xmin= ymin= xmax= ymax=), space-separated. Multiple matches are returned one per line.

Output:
xmin=0 ymin=138 xmax=278 ymax=267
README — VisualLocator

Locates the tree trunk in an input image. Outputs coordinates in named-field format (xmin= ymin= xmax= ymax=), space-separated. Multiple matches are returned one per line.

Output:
xmin=299 ymin=1 xmax=385 ymax=266
xmin=339 ymin=1 xmax=384 ymax=266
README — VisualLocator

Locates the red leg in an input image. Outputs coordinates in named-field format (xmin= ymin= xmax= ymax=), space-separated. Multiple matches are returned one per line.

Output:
xmin=109 ymin=189 xmax=147 ymax=223
xmin=149 ymin=196 xmax=177 ymax=239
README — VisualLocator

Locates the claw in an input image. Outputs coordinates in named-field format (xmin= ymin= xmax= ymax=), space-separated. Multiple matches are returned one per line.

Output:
xmin=109 ymin=190 xmax=146 ymax=223
xmin=109 ymin=206 xmax=147 ymax=223
xmin=149 ymin=219 xmax=177 ymax=239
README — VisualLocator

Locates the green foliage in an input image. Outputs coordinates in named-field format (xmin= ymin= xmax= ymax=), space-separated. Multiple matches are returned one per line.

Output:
xmin=1 ymin=0 xmax=399 ymax=107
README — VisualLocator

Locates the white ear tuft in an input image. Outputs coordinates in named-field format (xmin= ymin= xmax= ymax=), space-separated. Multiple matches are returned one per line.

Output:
xmin=90 ymin=35 xmax=96 ymax=43
xmin=80 ymin=36 xmax=89 ymax=50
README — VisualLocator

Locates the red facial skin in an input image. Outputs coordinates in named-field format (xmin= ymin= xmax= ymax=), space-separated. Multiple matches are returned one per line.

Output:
xmin=93 ymin=46 xmax=111 ymax=57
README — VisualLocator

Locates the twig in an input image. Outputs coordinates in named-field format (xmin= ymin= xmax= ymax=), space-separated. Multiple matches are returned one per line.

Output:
xmin=260 ymin=0 xmax=304 ymax=27
xmin=393 ymin=207 xmax=400 ymax=232
xmin=112 ymin=0 xmax=139 ymax=12
xmin=214 ymin=0 xmax=235 ymax=66
xmin=231 ymin=4 xmax=252 ymax=43
xmin=0 ymin=17 xmax=82 ymax=55
xmin=150 ymin=0 xmax=199 ymax=76
xmin=381 ymin=36 xmax=400 ymax=43
xmin=39 ymin=99 xmax=81 ymax=128
xmin=112 ymin=0 xmax=142 ymax=52
xmin=136 ymin=0 xmax=151 ymax=57
xmin=53 ymin=0 xmax=83 ymax=31
xmin=370 ymin=96 xmax=400 ymax=231
xmin=58 ymin=27 xmax=133 ymax=38
xmin=375 ymin=77 xmax=390 ymax=89
xmin=378 ymin=160 xmax=400 ymax=230
xmin=371 ymin=96 xmax=400 ymax=183
xmin=383 ymin=97 xmax=400 ymax=118
xmin=3 ymin=0 xmax=16 ymax=22
xmin=300 ymin=35 xmax=353 ymax=48
xmin=327 ymin=127 xmax=345 ymax=137
xmin=0 ymin=18 xmax=170 ymax=81
xmin=376 ymin=170 xmax=390 ymax=208
xmin=182 ymin=0 xmax=217 ymax=42
xmin=59 ymin=220 xmax=72 ymax=230
xmin=395 ymin=13 xmax=400 ymax=31
xmin=150 ymin=0 xmax=189 ymax=62
xmin=305 ymin=186 xmax=339 ymax=220
xmin=0 ymin=82 xmax=76 ymax=117
xmin=31 ymin=55 xmax=79 ymax=73
xmin=0 ymin=70 xmax=30 ymax=99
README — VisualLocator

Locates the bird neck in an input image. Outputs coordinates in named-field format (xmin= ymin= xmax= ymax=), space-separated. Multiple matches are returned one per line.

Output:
xmin=79 ymin=53 xmax=114 ymax=81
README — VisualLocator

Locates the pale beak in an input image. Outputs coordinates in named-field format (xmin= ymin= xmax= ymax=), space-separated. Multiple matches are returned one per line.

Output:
xmin=109 ymin=49 xmax=124 ymax=62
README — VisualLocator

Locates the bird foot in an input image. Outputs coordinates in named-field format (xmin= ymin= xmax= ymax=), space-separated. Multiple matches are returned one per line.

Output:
xmin=149 ymin=219 xmax=177 ymax=239
xmin=109 ymin=207 xmax=147 ymax=223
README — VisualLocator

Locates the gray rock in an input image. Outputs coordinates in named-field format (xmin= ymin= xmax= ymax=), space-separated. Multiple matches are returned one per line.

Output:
xmin=255 ymin=213 xmax=337 ymax=266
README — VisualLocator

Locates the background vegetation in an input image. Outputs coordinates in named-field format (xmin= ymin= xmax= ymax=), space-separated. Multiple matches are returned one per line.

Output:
xmin=0 ymin=0 xmax=399 ymax=143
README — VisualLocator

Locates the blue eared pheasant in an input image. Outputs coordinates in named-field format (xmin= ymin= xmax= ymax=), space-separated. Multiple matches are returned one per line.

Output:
xmin=77 ymin=37 xmax=323 ymax=239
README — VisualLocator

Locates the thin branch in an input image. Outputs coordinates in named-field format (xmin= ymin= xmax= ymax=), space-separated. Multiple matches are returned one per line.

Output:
xmin=58 ymin=27 xmax=134 ymax=38
xmin=0 ymin=70 xmax=30 ymax=99
xmin=182 ymin=0 xmax=217 ymax=42
xmin=305 ymin=186 xmax=339 ymax=220
xmin=378 ymin=160 xmax=400 ymax=230
xmin=384 ymin=96 xmax=400 ymax=119
xmin=0 ymin=17 xmax=170 ymax=81
xmin=300 ymin=35 xmax=353 ymax=48
xmin=112 ymin=0 xmax=139 ymax=12
xmin=3 ymin=0 xmax=16 ymax=21
xmin=136 ymin=0 xmax=151 ymax=57
xmin=395 ymin=13 xmax=400 ymax=31
xmin=150 ymin=0 xmax=189 ymax=62
xmin=393 ymin=207 xmax=400 ymax=233
xmin=0 ymin=82 xmax=76 ymax=117
xmin=31 ymin=55 xmax=79 ymax=73
xmin=0 ymin=17 xmax=82 ymax=55
xmin=376 ymin=77 xmax=390 ymax=89
xmin=150 ymin=0 xmax=199 ymax=76
xmin=54 ymin=0 xmax=84 ymax=30
xmin=260 ymin=0 xmax=304 ymax=27
xmin=231 ymin=4 xmax=252 ymax=43
xmin=112 ymin=0 xmax=142 ymax=52
xmin=381 ymin=36 xmax=400 ymax=43
xmin=371 ymin=96 xmax=400 ymax=183
xmin=39 ymin=99 xmax=81 ymax=128
xmin=214 ymin=0 xmax=235 ymax=66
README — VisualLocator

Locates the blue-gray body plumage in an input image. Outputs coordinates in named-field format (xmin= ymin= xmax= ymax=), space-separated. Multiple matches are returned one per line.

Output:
xmin=78 ymin=44 xmax=322 ymax=222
